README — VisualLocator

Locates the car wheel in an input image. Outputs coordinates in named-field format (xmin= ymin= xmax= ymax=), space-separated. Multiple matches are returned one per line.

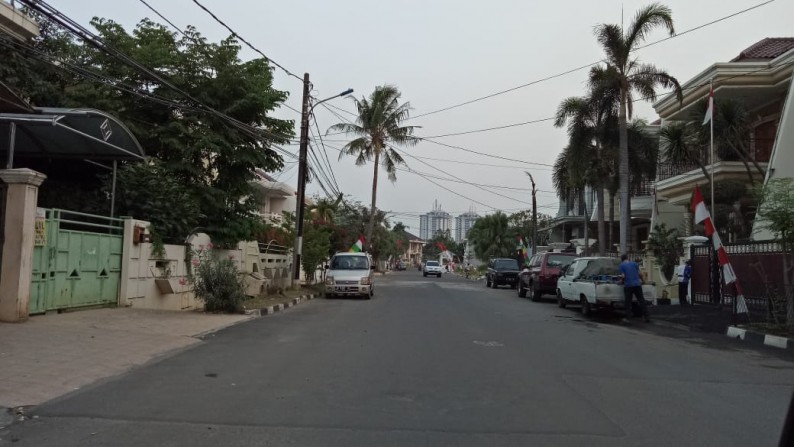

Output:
xmin=557 ymin=289 xmax=566 ymax=308
xmin=491 ymin=279 xmax=498 ymax=289
xmin=485 ymin=276 xmax=491 ymax=287
xmin=518 ymin=282 xmax=527 ymax=298
xmin=580 ymin=296 xmax=592 ymax=316
xmin=531 ymin=283 xmax=542 ymax=302
xmin=437 ymin=273 xmax=442 ymax=278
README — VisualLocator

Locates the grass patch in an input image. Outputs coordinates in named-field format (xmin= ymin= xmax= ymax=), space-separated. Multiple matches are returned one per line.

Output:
xmin=242 ymin=285 xmax=323 ymax=311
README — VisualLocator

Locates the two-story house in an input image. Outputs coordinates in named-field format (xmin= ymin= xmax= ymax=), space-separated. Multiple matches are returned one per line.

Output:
xmin=652 ymin=38 xmax=794 ymax=239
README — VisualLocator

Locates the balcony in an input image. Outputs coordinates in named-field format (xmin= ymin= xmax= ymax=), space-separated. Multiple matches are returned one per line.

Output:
xmin=0 ymin=1 xmax=39 ymax=41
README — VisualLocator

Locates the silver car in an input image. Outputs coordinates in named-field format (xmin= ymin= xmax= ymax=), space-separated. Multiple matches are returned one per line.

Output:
xmin=324 ymin=252 xmax=375 ymax=299
xmin=423 ymin=260 xmax=443 ymax=278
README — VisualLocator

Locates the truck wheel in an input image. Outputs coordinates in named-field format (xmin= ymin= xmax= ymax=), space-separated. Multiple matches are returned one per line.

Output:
xmin=531 ymin=283 xmax=542 ymax=302
xmin=580 ymin=296 xmax=592 ymax=316
xmin=557 ymin=290 xmax=566 ymax=308
xmin=518 ymin=282 xmax=527 ymax=298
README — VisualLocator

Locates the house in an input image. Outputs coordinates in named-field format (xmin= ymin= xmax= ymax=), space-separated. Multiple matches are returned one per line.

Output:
xmin=401 ymin=231 xmax=425 ymax=266
xmin=252 ymin=168 xmax=297 ymax=224
xmin=0 ymin=1 xmax=38 ymax=41
xmin=652 ymin=37 xmax=794 ymax=240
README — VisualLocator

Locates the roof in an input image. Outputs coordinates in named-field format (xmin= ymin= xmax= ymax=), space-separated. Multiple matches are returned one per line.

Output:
xmin=404 ymin=231 xmax=423 ymax=242
xmin=0 ymin=107 xmax=145 ymax=162
xmin=731 ymin=38 xmax=794 ymax=62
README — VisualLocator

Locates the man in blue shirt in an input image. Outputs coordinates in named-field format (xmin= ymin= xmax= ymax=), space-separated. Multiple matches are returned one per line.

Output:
xmin=620 ymin=254 xmax=649 ymax=323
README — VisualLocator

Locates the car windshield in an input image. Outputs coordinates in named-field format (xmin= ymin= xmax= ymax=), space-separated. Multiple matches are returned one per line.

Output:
xmin=494 ymin=259 xmax=519 ymax=270
xmin=547 ymin=254 xmax=575 ymax=267
xmin=426 ymin=261 xmax=439 ymax=267
xmin=331 ymin=256 xmax=369 ymax=270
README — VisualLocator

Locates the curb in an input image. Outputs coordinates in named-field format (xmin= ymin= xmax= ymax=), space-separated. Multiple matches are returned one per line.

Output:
xmin=726 ymin=325 xmax=793 ymax=350
xmin=244 ymin=294 xmax=317 ymax=317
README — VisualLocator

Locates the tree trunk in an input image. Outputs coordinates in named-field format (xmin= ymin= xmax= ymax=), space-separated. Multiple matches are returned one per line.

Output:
xmin=596 ymin=185 xmax=606 ymax=256
xmin=608 ymin=192 xmax=615 ymax=251
xmin=618 ymin=86 xmax=630 ymax=253
xmin=366 ymin=151 xmax=380 ymax=252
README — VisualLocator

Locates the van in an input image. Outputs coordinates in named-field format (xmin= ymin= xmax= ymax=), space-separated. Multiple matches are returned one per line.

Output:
xmin=324 ymin=252 xmax=375 ymax=299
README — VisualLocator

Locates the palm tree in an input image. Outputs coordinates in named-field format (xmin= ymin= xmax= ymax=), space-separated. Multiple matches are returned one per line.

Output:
xmin=329 ymin=85 xmax=418 ymax=250
xmin=593 ymin=2 xmax=683 ymax=253
xmin=308 ymin=193 xmax=343 ymax=223
xmin=660 ymin=121 xmax=710 ymax=179
xmin=467 ymin=212 xmax=512 ymax=260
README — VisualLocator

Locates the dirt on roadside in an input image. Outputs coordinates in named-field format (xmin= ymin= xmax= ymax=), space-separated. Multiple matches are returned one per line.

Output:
xmin=242 ymin=286 xmax=323 ymax=310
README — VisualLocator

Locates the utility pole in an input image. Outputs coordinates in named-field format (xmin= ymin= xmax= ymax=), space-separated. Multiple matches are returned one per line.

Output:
xmin=292 ymin=73 xmax=311 ymax=282
xmin=526 ymin=172 xmax=537 ymax=254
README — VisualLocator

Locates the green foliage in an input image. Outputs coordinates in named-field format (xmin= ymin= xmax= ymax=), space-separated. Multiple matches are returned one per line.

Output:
xmin=301 ymin=221 xmax=332 ymax=284
xmin=646 ymin=223 xmax=682 ymax=280
xmin=3 ymin=16 xmax=293 ymax=247
xmin=112 ymin=162 xmax=202 ymax=244
xmin=422 ymin=230 xmax=462 ymax=261
xmin=467 ymin=212 xmax=513 ymax=260
xmin=188 ymin=247 xmax=246 ymax=313
xmin=756 ymin=178 xmax=794 ymax=251
xmin=148 ymin=223 xmax=167 ymax=260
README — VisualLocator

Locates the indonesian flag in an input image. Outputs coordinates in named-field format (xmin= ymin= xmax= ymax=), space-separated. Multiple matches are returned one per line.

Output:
xmin=436 ymin=241 xmax=447 ymax=252
xmin=349 ymin=235 xmax=365 ymax=253
xmin=702 ymin=85 xmax=714 ymax=126
xmin=691 ymin=186 xmax=710 ymax=227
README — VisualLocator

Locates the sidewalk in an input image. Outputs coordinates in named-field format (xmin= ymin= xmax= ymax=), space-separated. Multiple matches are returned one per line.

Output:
xmin=651 ymin=303 xmax=734 ymax=333
xmin=0 ymin=308 xmax=251 ymax=409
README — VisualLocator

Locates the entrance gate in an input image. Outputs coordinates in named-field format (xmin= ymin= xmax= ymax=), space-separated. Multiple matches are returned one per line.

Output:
xmin=30 ymin=209 xmax=123 ymax=314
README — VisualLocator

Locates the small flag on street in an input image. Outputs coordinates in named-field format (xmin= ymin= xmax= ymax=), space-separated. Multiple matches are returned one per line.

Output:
xmin=349 ymin=235 xmax=365 ymax=253
xmin=702 ymin=85 xmax=714 ymax=125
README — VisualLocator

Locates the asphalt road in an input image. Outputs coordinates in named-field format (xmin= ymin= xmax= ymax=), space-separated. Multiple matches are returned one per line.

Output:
xmin=3 ymin=271 xmax=794 ymax=446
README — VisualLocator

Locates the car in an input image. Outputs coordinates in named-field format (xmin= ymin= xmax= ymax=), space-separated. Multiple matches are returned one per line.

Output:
xmin=395 ymin=261 xmax=406 ymax=271
xmin=485 ymin=258 xmax=520 ymax=289
xmin=324 ymin=252 xmax=375 ymax=299
xmin=518 ymin=251 xmax=577 ymax=301
xmin=423 ymin=260 xmax=442 ymax=277
xmin=556 ymin=257 xmax=655 ymax=316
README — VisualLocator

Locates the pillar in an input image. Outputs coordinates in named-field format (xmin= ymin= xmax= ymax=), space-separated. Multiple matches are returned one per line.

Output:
xmin=0 ymin=168 xmax=46 ymax=322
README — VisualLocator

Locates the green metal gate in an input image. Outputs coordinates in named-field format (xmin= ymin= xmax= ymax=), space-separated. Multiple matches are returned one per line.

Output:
xmin=30 ymin=209 xmax=124 ymax=314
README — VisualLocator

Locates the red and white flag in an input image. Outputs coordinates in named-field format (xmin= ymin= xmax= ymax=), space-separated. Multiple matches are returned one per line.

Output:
xmin=702 ymin=85 xmax=714 ymax=126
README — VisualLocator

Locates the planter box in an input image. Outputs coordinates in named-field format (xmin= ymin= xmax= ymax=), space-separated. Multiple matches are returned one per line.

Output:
xmin=155 ymin=278 xmax=175 ymax=294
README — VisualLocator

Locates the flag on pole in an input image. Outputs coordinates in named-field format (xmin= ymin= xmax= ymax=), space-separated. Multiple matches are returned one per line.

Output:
xmin=349 ymin=235 xmax=365 ymax=253
xmin=702 ymin=85 xmax=714 ymax=125
xmin=690 ymin=186 xmax=748 ymax=313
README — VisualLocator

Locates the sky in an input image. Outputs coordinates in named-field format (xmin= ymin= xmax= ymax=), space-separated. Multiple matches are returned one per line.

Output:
xmin=52 ymin=0 xmax=793 ymax=233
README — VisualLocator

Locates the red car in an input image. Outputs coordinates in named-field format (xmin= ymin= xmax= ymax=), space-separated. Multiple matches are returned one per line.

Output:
xmin=517 ymin=252 xmax=577 ymax=301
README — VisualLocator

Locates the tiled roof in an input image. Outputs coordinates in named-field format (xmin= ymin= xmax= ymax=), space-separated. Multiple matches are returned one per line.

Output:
xmin=404 ymin=231 xmax=423 ymax=242
xmin=731 ymin=37 xmax=794 ymax=62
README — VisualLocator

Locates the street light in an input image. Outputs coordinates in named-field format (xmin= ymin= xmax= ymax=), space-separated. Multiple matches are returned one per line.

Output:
xmin=525 ymin=172 xmax=537 ymax=254
xmin=293 ymin=79 xmax=354 ymax=282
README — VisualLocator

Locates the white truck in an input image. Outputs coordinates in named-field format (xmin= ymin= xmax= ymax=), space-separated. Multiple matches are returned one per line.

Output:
xmin=555 ymin=257 xmax=655 ymax=316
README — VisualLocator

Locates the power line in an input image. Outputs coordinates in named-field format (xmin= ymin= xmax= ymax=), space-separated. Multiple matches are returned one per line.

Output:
xmin=420 ymin=117 xmax=555 ymax=139
xmin=309 ymin=107 xmax=341 ymax=193
xmin=190 ymin=0 xmax=303 ymax=82
xmin=409 ymin=0 xmax=776 ymax=119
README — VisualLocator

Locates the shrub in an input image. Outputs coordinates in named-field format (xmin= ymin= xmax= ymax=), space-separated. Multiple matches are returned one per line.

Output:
xmin=188 ymin=245 xmax=246 ymax=313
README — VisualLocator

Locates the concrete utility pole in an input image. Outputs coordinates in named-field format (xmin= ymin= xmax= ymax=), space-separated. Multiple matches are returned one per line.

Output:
xmin=292 ymin=77 xmax=353 ymax=283
xmin=292 ymin=73 xmax=311 ymax=282
xmin=526 ymin=172 xmax=537 ymax=254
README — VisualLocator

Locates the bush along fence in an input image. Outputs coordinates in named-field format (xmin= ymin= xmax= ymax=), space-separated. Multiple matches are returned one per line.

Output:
xmin=691 ymin=240 xmax=794 ymax=328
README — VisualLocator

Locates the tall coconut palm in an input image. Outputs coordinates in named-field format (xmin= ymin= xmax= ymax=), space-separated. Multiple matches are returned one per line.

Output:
xmin=593 ymin=2 xmax=683 ymax=253
xmin=329 ymin=85 xmax=418 ymax=250
xmin=308 ymin=193 xmax=344 ymax=223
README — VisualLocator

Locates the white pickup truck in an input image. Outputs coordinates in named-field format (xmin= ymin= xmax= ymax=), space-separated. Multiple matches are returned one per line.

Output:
xmin=556 ymin=257 xmax=655 ymax=316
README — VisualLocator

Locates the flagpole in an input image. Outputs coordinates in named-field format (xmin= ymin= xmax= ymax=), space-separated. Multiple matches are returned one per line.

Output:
xmin=709 ymin=78 xmax=715 ymax=228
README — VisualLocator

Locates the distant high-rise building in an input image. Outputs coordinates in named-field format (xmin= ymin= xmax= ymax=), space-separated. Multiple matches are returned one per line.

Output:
xmin=455 ymin=210 xmax=479 ymax=242
xmin=419 ymin=200 xmax=452 ymax=240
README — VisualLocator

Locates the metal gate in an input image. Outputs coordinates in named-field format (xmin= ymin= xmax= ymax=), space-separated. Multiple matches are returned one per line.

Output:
xmin=30 ymin=209 xmax=124 ymax=314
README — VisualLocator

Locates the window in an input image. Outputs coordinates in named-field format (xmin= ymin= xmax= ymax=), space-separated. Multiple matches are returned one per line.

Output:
xmin=494 ymin=259 xmax=519 ymax=270
xmin=426 ymin=261 xmax=439 ymax=267
xmin=331 ymin=256 xmax=369 ymax=270
xmin=546 ymin=254 xmax=574 ymax=268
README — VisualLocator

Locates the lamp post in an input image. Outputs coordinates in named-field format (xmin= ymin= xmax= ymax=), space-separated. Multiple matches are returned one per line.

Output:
xmin=525 ymin=172 xmax=537 ymax=254
xmin=293 ymin=78 xmax=353 ymax=283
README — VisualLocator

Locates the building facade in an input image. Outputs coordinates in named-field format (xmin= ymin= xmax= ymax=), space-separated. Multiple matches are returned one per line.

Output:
xmin=419 ymin=201 xmax=452 ymax=240
xmin=455 ymin=211 xmax=479 ymax=242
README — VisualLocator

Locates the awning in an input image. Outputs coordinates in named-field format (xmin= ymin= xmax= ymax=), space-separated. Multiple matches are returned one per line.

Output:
xmin=0 ymin=107 xmax=145 ymax=162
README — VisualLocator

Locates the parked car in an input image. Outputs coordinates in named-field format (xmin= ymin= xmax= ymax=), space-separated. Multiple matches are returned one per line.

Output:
xmin=518 ymin=252 xmax=577 ymax=301
xmin=423 ymin=260 xmax=443 ymax=277
xmin=485 ymin=258 xmax=520 ymax=289
xmin=395 ymin=261 xmax=406 ymax=271
xmin=556 ymin=257 xmax=655 ymax=316
xmin=324 ymin=252 xmax=375 ymax=299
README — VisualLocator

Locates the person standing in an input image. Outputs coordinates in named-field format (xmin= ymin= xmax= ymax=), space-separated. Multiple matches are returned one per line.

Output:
xmin=619 ymin=254 xmax=650 ymax=323
xmin=677 ymin=260 xmax=692 ymax=306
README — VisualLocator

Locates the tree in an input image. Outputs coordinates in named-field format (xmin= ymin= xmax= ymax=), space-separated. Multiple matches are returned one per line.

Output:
xmin=3 ymin=16 xmax=293 ymax=247
xmin=593 ymin=3 xmax=682 ymax=253
xmin=467 ymin=212 xmax=512 ymax=260
xmin=755 ymin=178 xmax=794 ymax=325
xmin=330 ymin=85 xmax=419 ymax=251
xmin=301 ymin=221 xmax=332 ymax=284
xmin=660 ymin=121 xmax=711 ymax=179
xmin=308 ymin=194 xmax=344 ymax=223
xmin=646 ymin=223 xmax=682 ymax=280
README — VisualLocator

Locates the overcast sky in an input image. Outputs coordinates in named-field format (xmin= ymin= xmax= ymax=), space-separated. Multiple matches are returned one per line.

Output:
xmin=54 ymin=0 xmax=792 ymax=232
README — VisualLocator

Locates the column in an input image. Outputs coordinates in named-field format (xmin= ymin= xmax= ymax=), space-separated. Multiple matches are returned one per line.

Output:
xmin=0 ymin=168 xmax=47 ymax=322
